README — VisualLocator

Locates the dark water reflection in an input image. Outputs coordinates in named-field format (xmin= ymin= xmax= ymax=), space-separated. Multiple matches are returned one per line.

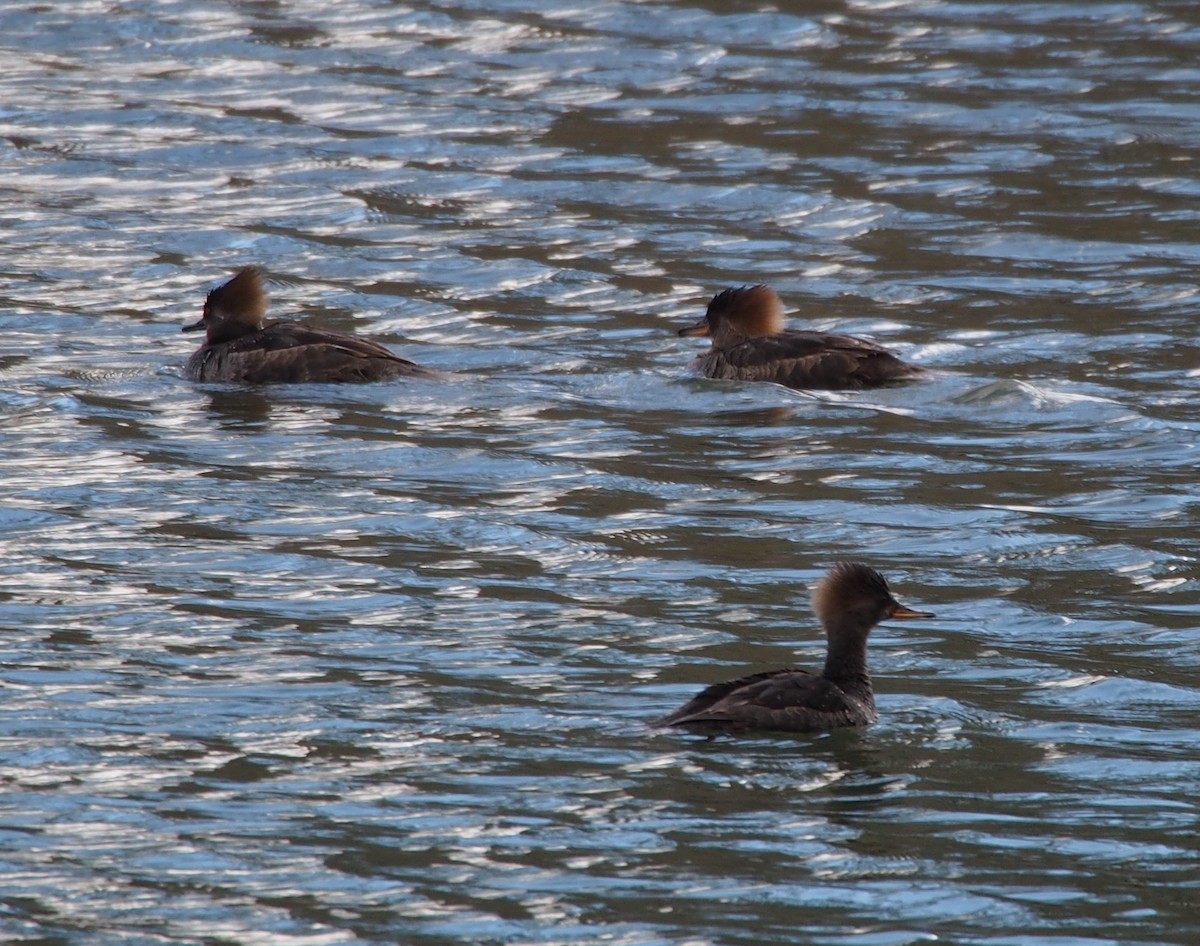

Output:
xmin=2 ymin=1 xmax=1200 ymax=944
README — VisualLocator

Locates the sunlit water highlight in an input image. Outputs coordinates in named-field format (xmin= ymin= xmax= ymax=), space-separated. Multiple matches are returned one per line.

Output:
xmin=2 ymin=2 xmax=1199 ymax=944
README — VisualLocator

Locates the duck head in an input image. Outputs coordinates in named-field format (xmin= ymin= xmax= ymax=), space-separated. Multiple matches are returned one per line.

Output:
xmin=678 ymin=285 xmax=786 ymax=348
xmin=182 ymin=267 xmax=268 ymax=344
xmin=812 ymin=562 xmax=932 ymax=642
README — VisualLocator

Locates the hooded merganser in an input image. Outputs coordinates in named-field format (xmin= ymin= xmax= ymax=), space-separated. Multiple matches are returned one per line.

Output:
xmin=678 ymin=285 xmax=926 ymax=391
xmin=655 ymin=562 xmax=932 ymax=733
xmin=182 ymin=267 xmax=446 ymax=383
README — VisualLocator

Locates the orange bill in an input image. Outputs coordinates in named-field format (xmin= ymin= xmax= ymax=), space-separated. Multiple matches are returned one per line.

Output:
xmin=888 ymin=602 xmax=934 ymax=619
xmin=677 ymin=317 xmax=711 ymax=337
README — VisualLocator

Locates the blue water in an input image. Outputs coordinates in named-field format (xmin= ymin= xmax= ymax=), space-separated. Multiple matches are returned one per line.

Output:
xmin=2 ymin=1 xmax=1199 ymax=944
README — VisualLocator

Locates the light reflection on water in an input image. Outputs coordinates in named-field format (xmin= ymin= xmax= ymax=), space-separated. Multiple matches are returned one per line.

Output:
xmin=2 ymin=1 xmax=1200 ymax=944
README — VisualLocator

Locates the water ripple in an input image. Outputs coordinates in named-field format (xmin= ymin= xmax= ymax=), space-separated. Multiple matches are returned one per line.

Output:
xmin=2 ymin=1 xmax=1200 ymax=945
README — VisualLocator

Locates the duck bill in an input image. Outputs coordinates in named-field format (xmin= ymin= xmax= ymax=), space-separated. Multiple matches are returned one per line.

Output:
xmin=677 ymin=317 xmax=710 ymax=338
xmin=181 ymin=317 xmax=206 ymax=333
xmin=888 ymin=603 xmax=933 ymax=619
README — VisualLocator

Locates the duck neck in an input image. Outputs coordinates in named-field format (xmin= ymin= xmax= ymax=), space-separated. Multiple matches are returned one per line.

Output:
xmin=712 ymin=324 xmax=751 ymax=350
xmin=821 ymin=627 xmax=873 ymax=700
xmin=207 ymin=317 xmax=260 ymax=345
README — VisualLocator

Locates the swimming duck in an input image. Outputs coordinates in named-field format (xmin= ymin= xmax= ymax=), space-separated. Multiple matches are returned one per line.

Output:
xmin=182 ymin=267 xmax=445 ymax=383
xmin=655 ymin=562 xmax=931 ymax=733
xmin=678 ymin=285 xmax=925 ymax=390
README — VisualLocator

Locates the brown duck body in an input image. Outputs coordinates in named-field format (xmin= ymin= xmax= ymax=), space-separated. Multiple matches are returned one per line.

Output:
xmin=689 ymin=328 xmax=922 ymax=391
xmin=655 ymin=562 xmax=932 ymax=734
xmin=184 ymin=320 xmax=441 ymax=383
xmin=183 ymin=267 xmax=445 ymax=384
xmin=679 ymin=285 xmax=925 ymax=391
xmin=655 ymin=666 xmax=877 ymax=732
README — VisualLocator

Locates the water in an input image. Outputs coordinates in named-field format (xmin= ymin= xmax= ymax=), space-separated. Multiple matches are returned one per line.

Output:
xmin=2 ymin=1 xmax=1199 ymax=943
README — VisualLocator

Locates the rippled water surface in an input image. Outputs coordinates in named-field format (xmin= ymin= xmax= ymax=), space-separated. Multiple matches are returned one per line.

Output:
xmin=3 ymin=1 xmax=1200 ymax=943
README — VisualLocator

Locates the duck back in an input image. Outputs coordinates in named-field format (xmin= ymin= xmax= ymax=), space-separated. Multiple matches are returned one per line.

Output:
xmin=695 ymin=329 xmax=924 ymax=391
xmin=655 ymin=667 xmax=876 ymax=732
xmin=184 ymin=320 xmax=444 ymax=383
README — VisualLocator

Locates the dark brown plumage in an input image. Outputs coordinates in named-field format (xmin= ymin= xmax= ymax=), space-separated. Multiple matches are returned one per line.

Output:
xmin=182 ymin=267 xmax=447 ymax=383
xmin=678 ymin=285 xmax=925 ymax=391
xmin=654 ymin=563 xmax=932 ymax=734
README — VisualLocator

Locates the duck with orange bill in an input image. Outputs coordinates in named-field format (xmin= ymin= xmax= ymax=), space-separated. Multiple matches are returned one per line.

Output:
xmin=678 ymin=285 xmax=925 ymax=391
xmin=182 ymin=267 xmax=448 ymax=384
xmin=655 ymin=562 xmax=932 ymax=733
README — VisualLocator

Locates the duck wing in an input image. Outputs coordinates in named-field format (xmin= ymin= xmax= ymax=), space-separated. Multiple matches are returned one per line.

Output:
xmin=242 ymin=321 xmax=402 ymax=356
xmin=655 ymin=668 xmax=874 ymax=732
xmin=699 ymin=330 xmax=923 ymax=391
xmin=187 ymin=321 xmax=444 ymax=383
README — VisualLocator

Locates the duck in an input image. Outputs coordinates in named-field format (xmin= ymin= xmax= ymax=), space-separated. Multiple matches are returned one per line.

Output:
xmin=654 ymin=562 xmax=932 ymax=733
xmin=678 ymin=285 xmax=926 ymax=391
xmin=182 ymin=267 xmax=446 ymax=383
